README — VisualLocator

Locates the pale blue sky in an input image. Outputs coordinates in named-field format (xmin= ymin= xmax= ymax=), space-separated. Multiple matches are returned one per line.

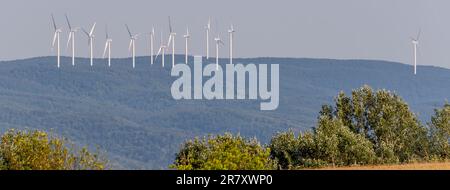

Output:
xmin=0 ymin=0 xmax=449 ymax=68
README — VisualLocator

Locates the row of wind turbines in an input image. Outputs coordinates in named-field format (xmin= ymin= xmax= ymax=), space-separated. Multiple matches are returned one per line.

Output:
xmin=51 ymin=15 xmax=235 ymax=70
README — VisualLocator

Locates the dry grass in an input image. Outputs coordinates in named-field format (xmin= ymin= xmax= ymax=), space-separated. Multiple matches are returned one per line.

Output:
xmin=317 ymin=162 xmax=450 ymax=170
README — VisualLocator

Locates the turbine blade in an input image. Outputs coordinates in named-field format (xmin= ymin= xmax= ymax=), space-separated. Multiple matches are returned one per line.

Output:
xmin=167 ymin=35 xmax=172 ymax=47
xmin=105 ymin=25 xmax=109 ymax=39
xmin=51 ymin=14 xmax=57 ymax=30
xmin=208 ymin=17 xmax=211 ymax=29
xmin=103 ymin=42 xmax=109 ymax=58
xmin=82 ymin=28 xmax=89 ymax=37
xmin=168 ymin=16 xmax=173 ymax=33
xmin=129 ymin=40 xmax=133 ymax=52
xmin=417 ymin=29 xmax=421 ymax=41
xmin=67 ymin=32 xmax=72 ymax=49
xmin=155 ymin=47 xmax=163 ymax=60
xmin=65 ymin=14 xmax=72 ymax=30
xmin=89 ymin=22 xmax=96 ymax=36
xmin=52 ymin=32 xmax=57 ymax=47
xmin=126 ymin=24 xmax=132 ymax=37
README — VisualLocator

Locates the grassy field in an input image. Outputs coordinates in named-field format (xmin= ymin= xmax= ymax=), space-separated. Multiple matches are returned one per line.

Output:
xmin=318 ymin=162 xmax=450 ymax=170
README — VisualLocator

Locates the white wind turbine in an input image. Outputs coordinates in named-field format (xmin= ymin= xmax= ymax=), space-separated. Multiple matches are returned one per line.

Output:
xmin=103 ymin=25 xmax=112 ymax=67
xmin=155 ymin=31 xmax=167 ymax=67
xmin=149 ymin=27 xmax=155 ymax=65
xmin=126 ymin=24 xmax=139 ymax=68
xmin=183 ymin=27 xmax=190 ymax=64
xmin=82 ymin=22 xmax=97 ymax=66
xmin=205 ymin=17 xmax=211 ymax=59
xmin=65 ymin=14 xmax=79 ymax=66
xmin=167 ymin=16 xmax=176 ymax=67
xmin=51 ymin=14 xmax=62 ymax=68
xmin=228 ymin=24 xmax=235 ymax=64
xmin=411 ymin=30 xmax=421 ymax=75
xmin=214 ymin=34 xmax=225 ymax=70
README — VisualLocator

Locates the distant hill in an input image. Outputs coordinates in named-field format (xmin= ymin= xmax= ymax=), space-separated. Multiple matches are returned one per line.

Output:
xmin=0 ymin=56 xmax=448 ymax=169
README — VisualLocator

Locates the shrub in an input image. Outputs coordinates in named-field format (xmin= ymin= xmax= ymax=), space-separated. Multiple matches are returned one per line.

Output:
xmin=429 ymin=103 xmax=450 ymax=159
xmin=0 ymin=129 xmax=107 ymax=170
xmin=171 ymin=133 xmax=275 ymax=170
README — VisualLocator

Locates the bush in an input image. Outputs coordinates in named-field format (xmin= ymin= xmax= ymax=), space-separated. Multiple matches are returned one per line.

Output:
xmin=327 ymin=86 xmax=428 ymax=163
xmin=429 ymin=103 xmax=450 ymax=159
xmin=269 ymin=85 xmax=433 ymax=169
xmin=0 ymin=129 xmax=107 ymax=170
xmin=171 ymin=133 xmax=275 ymax=170
xmin=315 ymin=116 xmax=376 ymax=166
xmin=173 ymin=86 xmax=450 ymax=170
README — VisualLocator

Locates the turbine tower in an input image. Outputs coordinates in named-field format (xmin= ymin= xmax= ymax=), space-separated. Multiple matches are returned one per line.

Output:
xmin=411 ymin=30 xmax=421 ymax=75
xmin=82 ymin=22 xmax=97 ymax=66
xmin=126 ymin=24 xmax=139 ymax=68
xmin=183 ymin=27 xmax=190 ymax=64
xmin=51 ymin=14 xmax=62 ymax=68
xmin=214 ymin=34 xmax=225 ymax=70
xmin=65 ymin=14 xmax=79 ymax=66
xmin=149 ymin=27 xmax=155 ymax=65
xmin=228 ymin=24 xmax=235 ymax=64
xmin=155 ymin=31 xmax=167 ymax=67
xmin=167 ymin=16 xmax=176 ymax=67
xmin=103 ymin=25 xmax=112 ymax=67
xmin=205 ymin=18 xmax=211 ymax=59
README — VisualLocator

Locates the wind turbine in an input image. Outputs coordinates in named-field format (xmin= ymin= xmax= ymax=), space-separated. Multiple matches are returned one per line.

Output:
xmin=167 ymin=16 xmax=176 ymax=67
xmin=205 ymin=17 xmax=211 ymax=59
xmin=51 ymin=14 xmax=62 ymax=68
xmin=126 ymin=24 xmax=139 ymax=68
xmin=149 ymin=27 xmax=155 ymax=65
xmin=65 ymin=14 xmax=79 ymax=66
xmin=155 ymin=31 xmax=167 ymax=67
xmin=214 ymin=34 xmax=225 ymax=70
xmin=411 ymin=30 xmax=421 ymax=75
xmin=103 ymin=25 xmax=112 ymax=67
xmin=82 ymin=22 xmax=97 ymax=66
xmin=228 ymin=24 xmax=235 ymax=64
xmin=183 ymin=27 xmax=190 ymax=64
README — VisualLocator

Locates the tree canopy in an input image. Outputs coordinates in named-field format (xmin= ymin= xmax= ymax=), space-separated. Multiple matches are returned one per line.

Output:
xmin=173 ymin=85 xmax=450 ymax=170
xmin=0 ymin=129 xmax=107 ymax=170
xmin=171 ymin=133 xmax=275 ymax=170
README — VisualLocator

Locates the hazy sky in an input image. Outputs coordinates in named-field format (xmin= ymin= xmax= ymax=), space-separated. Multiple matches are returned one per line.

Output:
xmin=1 ymin=0 xmax=449 ymax=68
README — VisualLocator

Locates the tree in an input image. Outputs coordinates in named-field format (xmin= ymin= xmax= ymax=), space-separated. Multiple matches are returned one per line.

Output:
xmin=314 ymin=116 xmax=376 ymax=166
xmin=0 ymin=129 xmax=107 ymax=170
xmin=268 ymin=131 xmax=299 ymax=169
xmin=322 ymin=85 xmax=429 ymax=163
xmin=269 ymin=85 xmax=432 ymax=169
xmin=429 ymin=103 xmax=450 ymax=159
xmin=269 ymin=117 xmax=376 ymax=169
xmin=171 ymin=133 xmax=275 ymax=170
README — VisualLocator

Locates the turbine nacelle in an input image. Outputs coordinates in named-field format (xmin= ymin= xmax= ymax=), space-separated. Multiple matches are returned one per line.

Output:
xmin=183 ymin=27 xmax=190 ymax=38
xmin=228 ymin=24 xmax=235 ymax=33
xmin=214 ymin=37 xmax=224 ymax=45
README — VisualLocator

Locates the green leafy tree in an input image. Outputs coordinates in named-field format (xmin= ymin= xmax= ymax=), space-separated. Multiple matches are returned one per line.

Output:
xmin=429 ymin=103 xmax=450 ymax=159
xmin=323 ymin=85 xmax=429 ymax=163
xmin=269 ymin=85 xmax=434 ymax=169
xmin=0 ymin=129 xmax=107 ymax=170
xmin=269 ymin=130 xmax=319 ymax=169
xmin=268 ymin=131 xmax=299 ymax=169
xmin=171 ymin=133 xmax=275 ymax=170
xmin=314 ymin=116 xmax=376 ymax=166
